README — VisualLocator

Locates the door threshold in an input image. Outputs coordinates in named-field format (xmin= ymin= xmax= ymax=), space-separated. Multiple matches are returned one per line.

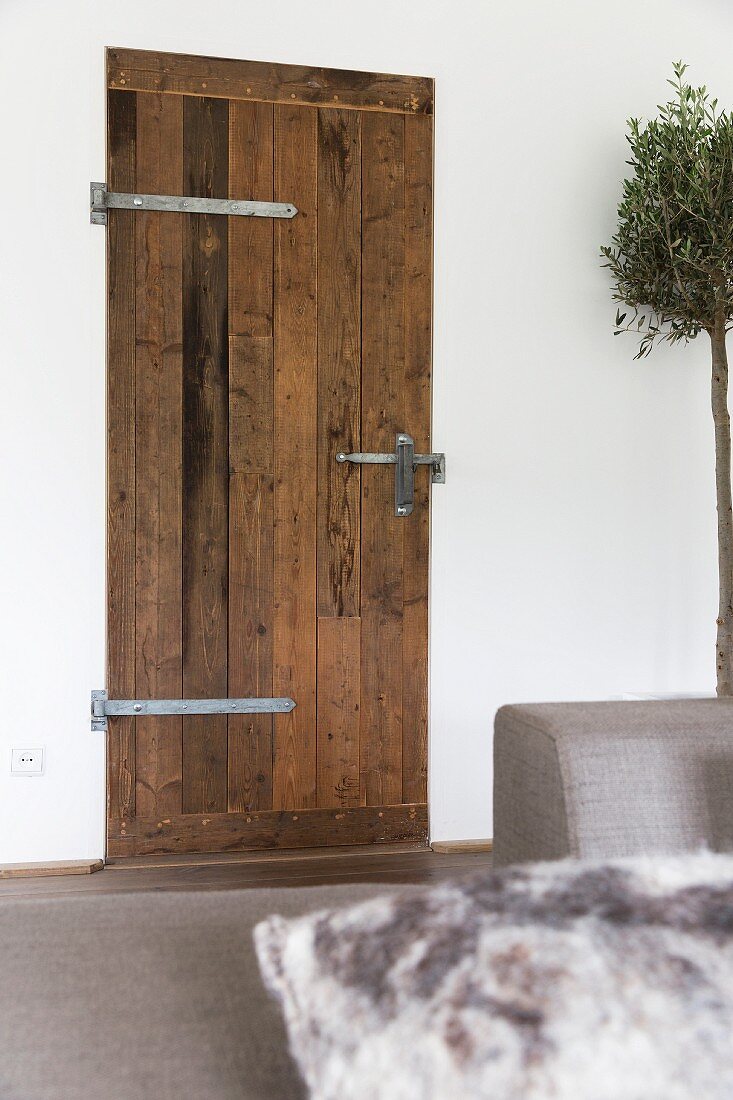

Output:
xmin=431 ymin=839 xmax=493 ymax=854
xmin=105 ymin=840 xmax=431 ymax=871
xmin=0 ymin=859 xmax=104 ymax=880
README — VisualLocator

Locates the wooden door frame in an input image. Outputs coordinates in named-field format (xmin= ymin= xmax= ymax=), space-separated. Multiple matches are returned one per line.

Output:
xmin=105 ymin=48 xmax=435 ymax=857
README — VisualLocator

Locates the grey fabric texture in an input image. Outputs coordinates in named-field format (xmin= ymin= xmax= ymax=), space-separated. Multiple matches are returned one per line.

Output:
xmin=493 ymin=700 xmax=733 ymax=867
xmin=0 ymin=882 xmax=416 ymax=1100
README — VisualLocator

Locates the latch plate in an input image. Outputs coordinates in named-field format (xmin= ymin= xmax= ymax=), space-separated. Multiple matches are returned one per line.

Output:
xmin=91 ymin=691 xmax=296 ymax=732
xmin=90 ymin=183 xmax=298 ymax=226
xmin=91 ymin=689 xmax=108 ymax=732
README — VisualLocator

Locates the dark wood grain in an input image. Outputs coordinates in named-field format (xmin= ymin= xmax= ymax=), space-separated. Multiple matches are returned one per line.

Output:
xmin=108 ymin=47 xmax=434 ymax=115
xmin=228 ymin=473 xmax=274 ymax=811
xmin=228 ymin=336 xmax=272 ymax=472
xmin=272 ymin=105 xmax=318 ymax=810
xmin=181 ymin=95 xmax=229 ymax=814
xmin=360 ymin=110 xmax=406 ymax=806
xmin=228 ymin=100 xmax=273 ymax=337
xmin=134 ymin=91 xmax=184 ymax=818
xmin=317 ymin=617 xmax=361 ymax=807
xmin=317 ymin=108 xmax=361 ymax=617
xmin=402 ymin=114 xmax=432 ymax=803
xmin=227 ymin=101 xmax=275 ymax=813
xmin=107 ymin=89 xmax=137 ymax=835
xmin=108 ymin=802 xmax=427 ymax=856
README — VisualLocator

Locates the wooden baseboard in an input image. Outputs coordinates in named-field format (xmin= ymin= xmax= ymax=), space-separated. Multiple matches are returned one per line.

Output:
xmin=108 ymin=803 xmax=428 ymax=858
xmin=0 ymin=859 xmax=104 ymax=880
xmin=431 ymin=839 xmax=493 ymax=854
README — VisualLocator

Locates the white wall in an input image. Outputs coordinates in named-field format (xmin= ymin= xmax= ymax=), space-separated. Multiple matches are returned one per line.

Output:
xmin=1 ymin=0 xmax=731 ymax=861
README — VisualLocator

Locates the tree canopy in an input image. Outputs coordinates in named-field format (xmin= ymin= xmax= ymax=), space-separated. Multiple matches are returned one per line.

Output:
xmin=601 ymin=62 xmax=733 ymax=358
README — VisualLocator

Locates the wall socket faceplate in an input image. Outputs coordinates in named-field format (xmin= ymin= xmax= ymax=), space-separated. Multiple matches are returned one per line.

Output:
xmin=11 ymin=747 xmax=44 ymax=776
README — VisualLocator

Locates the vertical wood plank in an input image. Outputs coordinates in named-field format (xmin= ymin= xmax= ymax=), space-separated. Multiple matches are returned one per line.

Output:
xmin=316 ymin=108 xmax=361 ymax=617
xmin=228 ymin=474 xmax=274 ymax=811
xmin=402 ymin=114 xmax=432 ymax=804
xmin=228 ymin=101 xmax=273 ymax=337
xmin=227 ymin=100 xmax=275 ymax=812
xmin=228 ymin=336 xmax=273 ymax=473
xmin=360 ymin=110 xmax=406 ymax=806
xmin=273 ymin=105 xmax=318 ymax=809
xmin=182 ymin=95 xmax=229 ymax=814
xmin=134 ymin=92 xmax=184 ymax=818
xmin=227 ymin=337 xmax=273 ymax=803
xmin=317 ymin=617 xmax=361 ymax=806
xmin=107 ymin=89 xmax=137 ymax=832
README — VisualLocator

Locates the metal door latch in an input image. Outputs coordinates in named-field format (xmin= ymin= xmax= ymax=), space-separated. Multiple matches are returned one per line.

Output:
xmin=336 ymin=433 xmax=446 ymax=517
xmin=91 ymin=690 xmax=295 ymax=732
xmin=90 ymin=183 xmax=298 ymax=226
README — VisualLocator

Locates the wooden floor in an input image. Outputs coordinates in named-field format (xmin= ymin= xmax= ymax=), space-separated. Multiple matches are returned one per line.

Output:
xmin=0 ymin=844 xmax=493 ymax=900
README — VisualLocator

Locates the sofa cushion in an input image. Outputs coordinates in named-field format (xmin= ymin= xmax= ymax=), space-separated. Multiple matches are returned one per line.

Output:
xmin=0 ymin=882 xmax=414 ymax=1100
xmin=256 ymin=851 xmax=733 ymax=1100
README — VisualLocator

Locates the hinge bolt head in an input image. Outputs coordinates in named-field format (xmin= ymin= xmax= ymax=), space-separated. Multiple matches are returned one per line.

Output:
xmin=133 ymin=703 xmax=142 ymax=712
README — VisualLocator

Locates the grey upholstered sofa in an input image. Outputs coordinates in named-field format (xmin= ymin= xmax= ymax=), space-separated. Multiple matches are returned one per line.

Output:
xmin=493 ymin=699 xmax=733 ymax=866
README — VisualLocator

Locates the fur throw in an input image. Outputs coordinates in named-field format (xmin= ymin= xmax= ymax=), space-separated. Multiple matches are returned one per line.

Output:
xmin=254 ymin=853 xmax=733 ymax=1100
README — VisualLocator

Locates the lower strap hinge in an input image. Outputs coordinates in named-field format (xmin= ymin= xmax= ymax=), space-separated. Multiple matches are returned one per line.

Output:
xmin=90 ymin=691 xmax=296 ymax=732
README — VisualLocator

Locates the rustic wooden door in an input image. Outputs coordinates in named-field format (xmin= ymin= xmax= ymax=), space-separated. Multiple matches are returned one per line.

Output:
xmin=105 ymin=48 xmax=434 ymax=857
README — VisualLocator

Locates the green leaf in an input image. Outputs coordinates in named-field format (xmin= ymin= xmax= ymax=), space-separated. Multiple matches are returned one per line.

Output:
xmin=601 ymin=62 xmax=732 ymax=352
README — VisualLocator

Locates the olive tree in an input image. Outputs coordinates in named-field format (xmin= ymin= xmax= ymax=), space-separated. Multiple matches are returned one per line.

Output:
xmin=601 ymin=62 xmax=733 ymax=695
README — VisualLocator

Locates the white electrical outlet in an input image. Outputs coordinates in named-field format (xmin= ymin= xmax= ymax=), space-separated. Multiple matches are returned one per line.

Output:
xmin=11 ymin=747 xmax=44 ymax=776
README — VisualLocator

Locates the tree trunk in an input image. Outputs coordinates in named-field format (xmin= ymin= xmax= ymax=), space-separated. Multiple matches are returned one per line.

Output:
xmin=711 ymin=318 xmax=733 ymax=695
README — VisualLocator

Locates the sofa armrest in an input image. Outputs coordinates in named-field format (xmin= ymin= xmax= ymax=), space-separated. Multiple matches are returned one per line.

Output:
xmin=493 ymin=700 xmax=733 ymax=866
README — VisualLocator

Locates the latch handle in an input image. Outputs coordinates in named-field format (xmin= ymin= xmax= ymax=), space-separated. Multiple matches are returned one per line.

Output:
xmin=336 ymin=432 xmax=446 ymax=517
xmin=395 ymin=433 xmax=415 ymax=516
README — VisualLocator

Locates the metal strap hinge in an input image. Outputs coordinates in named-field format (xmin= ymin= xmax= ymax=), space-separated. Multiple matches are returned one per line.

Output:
xmin=336 ymin=432 xmax=446 ymax=516
xmin=90 ymin=183 xmax=298 ymax=226
xmin=91 ymin=690 xmax=295 ymax=732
